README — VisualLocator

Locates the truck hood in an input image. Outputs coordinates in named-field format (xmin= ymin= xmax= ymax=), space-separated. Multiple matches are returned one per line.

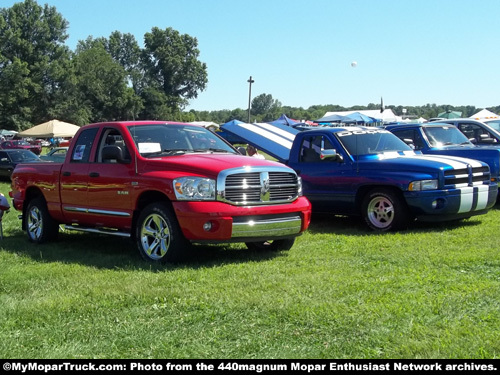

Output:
xmin=141 ymin=153 xmax=285 ymax=178
xmin=220 ymin=120 xmax=298 ymax=163
xmin=357 ymin=151 xmax=488 ymax=172
xmin=424 ymin=147 xmax=500 ymax=176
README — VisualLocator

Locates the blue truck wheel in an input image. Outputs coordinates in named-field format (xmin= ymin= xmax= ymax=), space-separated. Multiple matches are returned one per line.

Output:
xmin=362 ymin=189 xmax=410 ymax=231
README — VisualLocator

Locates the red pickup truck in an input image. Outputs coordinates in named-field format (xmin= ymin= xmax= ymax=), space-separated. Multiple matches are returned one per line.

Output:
xmin=10 ymin=121 xmax=311 ymax=263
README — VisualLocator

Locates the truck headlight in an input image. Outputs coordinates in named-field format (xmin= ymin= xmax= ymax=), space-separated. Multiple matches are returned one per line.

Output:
xmin=174 ymin=177 xmax=216 ymax=200
xmin=409 ymin=179 xmax=438 ymax=191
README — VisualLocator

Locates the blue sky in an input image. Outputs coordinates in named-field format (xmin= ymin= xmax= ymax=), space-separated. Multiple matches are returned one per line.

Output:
xmin=3 ymin=0 xmax=500 ymax=112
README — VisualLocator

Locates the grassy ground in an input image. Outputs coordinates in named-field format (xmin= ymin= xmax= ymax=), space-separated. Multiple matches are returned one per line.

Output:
xmin=0 ymin=181 xmax=499 ymax=359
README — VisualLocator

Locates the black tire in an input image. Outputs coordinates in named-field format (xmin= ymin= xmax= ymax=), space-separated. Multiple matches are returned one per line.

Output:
xmin=25 ymin=196 xmax=59 ymax=243
xmin=361 ymin=188 xmax=410 ymax=231
xmin=135 ymin=202 xmax=189 ymax=263
xmin=245 ymin=238 xmax=295 ymax=252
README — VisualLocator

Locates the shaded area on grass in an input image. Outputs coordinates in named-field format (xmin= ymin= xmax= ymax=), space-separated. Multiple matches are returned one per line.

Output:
xmin=306 ymin=211 xmax=486 ymax=236
xmin=0 ymin=229 xmax=287 ymax=271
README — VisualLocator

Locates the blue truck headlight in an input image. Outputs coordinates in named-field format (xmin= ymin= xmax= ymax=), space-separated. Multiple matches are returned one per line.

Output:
xmin=174 ymin=177 xmax=216 ymax=200
xmin=409 ymin=179 xmax=438 ymax=191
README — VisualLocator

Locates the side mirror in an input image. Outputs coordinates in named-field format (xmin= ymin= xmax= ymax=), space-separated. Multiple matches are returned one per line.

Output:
xmin=320 ymin=149 xmax=343 ymax=162
xmin=402 ymin=138 xmax=416 ymax=150
xmin=478 ymin=134 xmax=495 ymax=144
xmin=236 ymin=146 xmax=247 ymax=155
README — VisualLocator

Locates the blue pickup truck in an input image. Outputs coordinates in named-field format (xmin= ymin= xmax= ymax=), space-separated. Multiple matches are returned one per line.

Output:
xmin=430 ymin=118 xmax=500 ymax=146
xmin=385 ymin=123 xmax=500 ymax=189
xmin=221 ymin=121 xmax=498 ymax=231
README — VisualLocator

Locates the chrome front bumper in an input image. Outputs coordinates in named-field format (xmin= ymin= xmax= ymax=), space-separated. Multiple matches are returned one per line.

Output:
xmin=231 ymin=215 xmax=303 ymax=238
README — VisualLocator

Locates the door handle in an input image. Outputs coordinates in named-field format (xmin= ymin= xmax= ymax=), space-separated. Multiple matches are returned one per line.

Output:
xmin=89 ymin=172 xmax=100 ymax=178
xmin=62 ymin=171 xmax=71 ymax=176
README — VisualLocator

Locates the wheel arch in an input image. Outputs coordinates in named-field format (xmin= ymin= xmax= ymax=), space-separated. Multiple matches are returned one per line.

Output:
xmin=355 ymin=185 xmax=406 ymax=213
xmin=21 ymin=187 xmax=45 ymax=230
xmin=131 ymin=190 xmax=172 ymax=240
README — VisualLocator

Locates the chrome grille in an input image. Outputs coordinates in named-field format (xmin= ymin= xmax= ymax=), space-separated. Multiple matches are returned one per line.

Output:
xmin=218 ymin=167 xmax=301 ymax=205
xmin=444 ymin=165 xmax=490 ymax=187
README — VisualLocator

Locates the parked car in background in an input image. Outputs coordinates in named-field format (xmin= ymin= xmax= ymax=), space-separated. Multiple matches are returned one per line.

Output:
xmin=0 ymin=139 xmax=42 ymax=155
xmin=0 ymin=149 xmax=41 ymax=179
xmin=39 ymin=147 xmax=68 ymax=162
xmin=430 ymin=118 xmax=500 ymax=146
xmin=34 ymin=139 xmax=51 ymax=147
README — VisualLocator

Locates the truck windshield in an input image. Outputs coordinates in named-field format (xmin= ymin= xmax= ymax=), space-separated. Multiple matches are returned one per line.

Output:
xmin=127 ymin=124 xmax=237 ymax=157
xmin=423 ymin=126 xmax=471 ymax=147
xmin=336 ymin=129 xmax=413 ymax=156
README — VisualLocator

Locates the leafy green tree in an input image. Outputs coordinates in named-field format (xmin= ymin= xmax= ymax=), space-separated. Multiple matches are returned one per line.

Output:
xmin=70 ymin=44 xmax=142 ymax=123
xmin=140 ymin=27 xmax=208 ymax=118
xmin=0 ymin=0 xmax=71 ymax=130
xmin=251 ymin=93 xmax=282 ymax=120
xmin=79 ymin=32 xmax=143 ymax=91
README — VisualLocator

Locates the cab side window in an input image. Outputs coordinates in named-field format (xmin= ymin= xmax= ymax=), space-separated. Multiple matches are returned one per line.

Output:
xmin=300 ymin=136 xmax=321 ymax=162
xmin=70 ymin=128 xmax=98 ymax=163
xmin=393 ymin=129 xmax=424 ymax=150
xmin=97 ymin=129 xmax=131 ymax=163
xmin=300 ymin=136 xmax=336 ymax=162
xmin=459 ymin=124 xmax=496 ymax=144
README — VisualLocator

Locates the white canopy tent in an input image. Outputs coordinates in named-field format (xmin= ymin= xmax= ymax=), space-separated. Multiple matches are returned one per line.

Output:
xmin=188 ymin=121 xmax=220 ymax=131
xmin=17 ymin=119 xmax=80 ymax=138
xmin=469 ymin=109 xmax=500 ymax=122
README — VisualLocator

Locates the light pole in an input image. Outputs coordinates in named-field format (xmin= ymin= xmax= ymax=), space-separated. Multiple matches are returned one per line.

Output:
xmin=247 ymin=76 xmax=254 ymax=123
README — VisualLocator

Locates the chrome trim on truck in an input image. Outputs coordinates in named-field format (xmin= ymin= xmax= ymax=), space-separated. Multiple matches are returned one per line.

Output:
xmin=64 ymin=206 xmax=131 ymax=217
xmin=231 ymin=215 xmax=302 ymax=238
xmin=217 ymin=166 xmax=301 ymax=206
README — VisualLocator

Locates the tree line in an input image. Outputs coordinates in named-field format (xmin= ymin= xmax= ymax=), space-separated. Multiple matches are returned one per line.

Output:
xmin=1 ymin=0 xmax=498 ymax=132
xmin=0 ymin=0 xmax=207 ymax=131
xmin=192 ymin=100 xmax=500 ymax=125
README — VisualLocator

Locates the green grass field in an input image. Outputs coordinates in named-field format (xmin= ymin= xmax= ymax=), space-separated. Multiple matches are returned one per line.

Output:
xmin=0 ymin=181 xmax=499 ymax=359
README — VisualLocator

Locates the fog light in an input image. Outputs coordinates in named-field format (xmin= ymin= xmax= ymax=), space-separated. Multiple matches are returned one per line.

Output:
xmin=432 ymin=198 xmax=445 ymax=209
xmin=203 ymin=222 xmax=213 ymax=231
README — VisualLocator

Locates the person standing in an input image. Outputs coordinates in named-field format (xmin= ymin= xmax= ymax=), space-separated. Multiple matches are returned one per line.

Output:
xmin=246 ymin=145 xmax=265 ymax=159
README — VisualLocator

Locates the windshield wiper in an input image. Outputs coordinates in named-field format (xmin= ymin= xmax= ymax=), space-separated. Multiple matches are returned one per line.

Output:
xmin=144 ymin=149 xmax=187 ymax=157
xmin=193 ymin=148 xmax=232 ymax=153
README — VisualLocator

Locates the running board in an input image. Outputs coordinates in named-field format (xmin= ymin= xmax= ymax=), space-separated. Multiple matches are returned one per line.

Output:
xmin=63 ymin=225 xmax=131 ymax=238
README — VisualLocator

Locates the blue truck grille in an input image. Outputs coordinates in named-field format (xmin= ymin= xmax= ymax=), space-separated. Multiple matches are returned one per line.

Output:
xmin=444 ymin=166 xmax=490 ymax=187
xmin=219 ymin=168 xmax=300 ymax=205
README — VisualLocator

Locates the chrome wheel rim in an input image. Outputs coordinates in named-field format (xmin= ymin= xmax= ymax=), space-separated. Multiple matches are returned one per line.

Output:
xmin=140 ymin=213 xmax=171 ymax=260
xmin=367 ymin=196 xmax=394 ymax=229
xmin=27 ymin=206 xmax=43 ymax=240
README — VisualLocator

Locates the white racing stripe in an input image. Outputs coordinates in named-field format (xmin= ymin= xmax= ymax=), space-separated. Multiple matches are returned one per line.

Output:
xmin=252 ymin=123 xmax=297 ymax=142
xmin=476 ymin=185 xmax=490 ymax=210
xmin=377 ymin=152 xmax=401 ymax=159
xmin=417 ymin=155 xmax=484 ymax=169
xmin=377 ymin=152 xmax=472 ymax=169
xmin=239 ymin=123 xmax=294 ymax=149
xmin=458 ymin=185 xmax=490 ymax=213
